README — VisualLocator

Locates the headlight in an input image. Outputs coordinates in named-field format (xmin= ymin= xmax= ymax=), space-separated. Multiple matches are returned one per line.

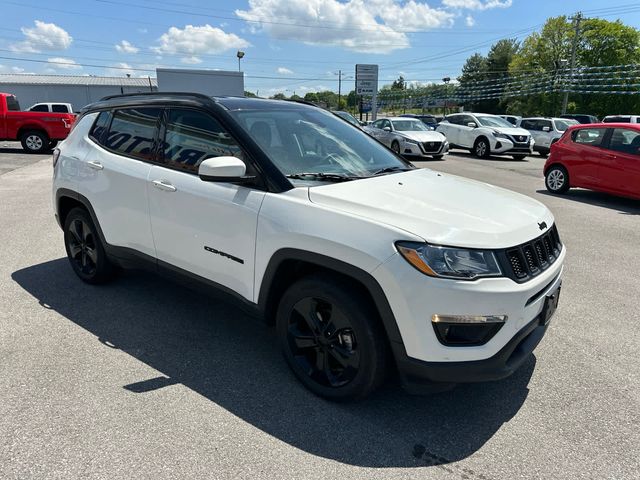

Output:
xmin=396 ymin=242 xmax=502 ymax=280
xmin=403 ymin=138 xmax=419 ymax=146
xmin=493 ymin=132 xmax=509 ymax=140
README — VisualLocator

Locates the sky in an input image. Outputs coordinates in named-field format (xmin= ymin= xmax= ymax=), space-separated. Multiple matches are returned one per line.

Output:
xmin=1 ymin=0 xmax=640 ymax=97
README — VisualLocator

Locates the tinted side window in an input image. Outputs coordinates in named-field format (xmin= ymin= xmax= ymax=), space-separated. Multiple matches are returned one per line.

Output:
xmin=6 ymin=96 xmax=21 ymax=111
xmin=571 ymin=128 xmax=607 ymax=147
xmin=539 ymin=120 xmax=552 ymax=130
xmin=445 ymin=115 xmax=461 ymax=125
xmin=459 ymin=115 xmax=474 ymax=126
xmin=162 ymin=109 xmax=244 ymax=174
xmin=521 ymin=119 xmax=534 ymax=129
xmin=89 ymin=111 xmax=113 ymax=145
xmin=608 ymin=128 xmax=640 ymax=155
xmin=52 ymin=104 xmax=69 ymax=113
xmin=30 ymin=104 xmax=48 ymax=112
xmin=104 ymin=108 xmax=161 ymax=161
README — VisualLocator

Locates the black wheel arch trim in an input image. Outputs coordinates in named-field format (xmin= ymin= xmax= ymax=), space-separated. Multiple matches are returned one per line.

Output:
xmin=257 ymin=248 xmax=404 ymax=346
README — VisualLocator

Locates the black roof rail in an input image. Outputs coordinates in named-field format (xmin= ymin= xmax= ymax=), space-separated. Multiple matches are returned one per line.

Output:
xmin=283 ymin=98 xmax=324 ymax=109
xmin=99 ymin=91 xmax=214 ymax=101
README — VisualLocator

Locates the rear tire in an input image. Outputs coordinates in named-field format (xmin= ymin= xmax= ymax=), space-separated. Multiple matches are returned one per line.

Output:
xmin=545 ymin=165 xmax=570 ymax=194
xmin=49 ymin=140 xmax=59 ymax=149
xmin=473 ymin=137 xmax=490 ymax=158
xmin=20 ymin=130 xmax=49 ymax=153
xmin=512 ymin=154 xmax=527 ymax=161
xmin=276 ymin=274 xmax=388 ymax=401
xmin=63 ymin=207 xmax=116 ymax=284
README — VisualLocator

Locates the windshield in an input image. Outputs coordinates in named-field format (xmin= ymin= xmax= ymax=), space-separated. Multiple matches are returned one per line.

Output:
xmin=230 ymin=107 xmax=409 ymax=180
xmin=554 ymin=119 xmax=577 ymax=131
xmin=391 ymin=120 xmax=429 ymax=132
xmin=476 ymin=115 xmax=513 ymax=128
xmin=334 ymin=111 xmax=360 ymax=127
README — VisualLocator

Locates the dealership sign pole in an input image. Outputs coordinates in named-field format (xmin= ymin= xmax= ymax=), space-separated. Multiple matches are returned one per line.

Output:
xmin=356 ymin=64 xmax=378 ymax=121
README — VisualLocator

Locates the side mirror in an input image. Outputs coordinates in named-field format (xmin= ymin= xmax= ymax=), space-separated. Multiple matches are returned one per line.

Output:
xmin=467 ymin=122 xmax=477 ymax=128
xmin=383 ymin=126 xmax=392 ymax=132
xmin=542 ymin=126 xmax=551 ymax=132
xmin=198 ymin=156 xmax=253 ymax=183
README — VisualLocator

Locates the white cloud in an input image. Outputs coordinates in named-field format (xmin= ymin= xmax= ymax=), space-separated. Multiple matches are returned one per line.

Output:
xmin=47 ymin=57 xmax=82 ymax=70
xmin=0 ymin=64 xmax=32 ymax=74
xmin=277 ymin=67 xmax=293 ymax=75
xmin=153 ymin=24 xmax=250 ymax=63
xmin=442 ymin=0 xmax=512 ymax=10
xmin=465 ymin=15 xmax=476 ymax=26
xmin=236 ymin=0 xmax=454 ymax=54
xmin=115 ymin=40 xmax=139 ymax=54
xmin=181 ymin=56 xmax=203 ymax=64
xmin=105 ymin=62 xmax=134 ymax=77
xmin=10 ymin=20 xmax=72 ymax=53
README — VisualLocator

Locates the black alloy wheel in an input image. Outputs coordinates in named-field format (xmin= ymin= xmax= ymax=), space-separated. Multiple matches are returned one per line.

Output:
xmin=276 ymin=275 xmax=388 ymax=401
xmin=286 ymin=296 xmax=360 ymax=388
xmin=63 ymin=207 xmax=115 ymax=284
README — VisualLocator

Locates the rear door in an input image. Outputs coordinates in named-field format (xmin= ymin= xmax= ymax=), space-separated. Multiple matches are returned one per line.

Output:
xmin=567 ymin=127 xmax=610 ymax=188
xmin=147 ymin=108 xmax=266 ymax=300
xmin=601 ymin=127 xmax=640 ymax=197
xmin=78 ymin=107 xmax=160 ymax=258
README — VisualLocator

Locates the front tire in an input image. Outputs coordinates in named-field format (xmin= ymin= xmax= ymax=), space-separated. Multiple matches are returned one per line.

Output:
xmin=63 ymin=207 xmax=116 ymax=284
xmin=512 ymin=154 xmax=527 ymax=161
xmin=276 ymin=274 xmax=388 ymax=401
xmin=391 ymin=141 xmax=400 ymax=154
xmin=432 ymin=155 xmax=444 ymax=160
xmin=545 ymin=165 xmax=570 ymax=194
xmin=473 ymin=137 xmax=490 ymax=158
xmin=20 ymin=130 xmax=49 ymax=153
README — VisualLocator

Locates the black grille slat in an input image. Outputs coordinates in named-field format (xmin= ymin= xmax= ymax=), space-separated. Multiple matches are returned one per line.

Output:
xmin=501 ymin=224 xmax=562 ymax=282
xmin=422 ymin=141 xmax=442 ymax=153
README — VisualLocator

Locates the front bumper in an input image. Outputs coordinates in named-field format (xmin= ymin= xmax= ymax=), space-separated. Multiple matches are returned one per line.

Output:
xmin=373 ymin=246 xmax=564 ymax=392
xmin=401 ymin=139 xmax=449 ymax=158
xmin=491 ymin=137 xmax=534 ymax=155
xmin=395 ymin=313 xmax=550 ymax=394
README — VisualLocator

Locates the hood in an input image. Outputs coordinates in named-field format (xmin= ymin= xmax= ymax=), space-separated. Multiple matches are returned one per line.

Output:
xmin=491 ymin=126 xmax=531 ymax=137
xmin=397 ymin=130 xmax=445 ymax=142
xmin=308 ymin=169 xmax=553 ymax=249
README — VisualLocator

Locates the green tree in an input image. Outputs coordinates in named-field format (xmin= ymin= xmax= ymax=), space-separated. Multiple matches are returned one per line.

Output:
xmin=244 ymin=91 xmax=257 ymax=98
xmin=304 ymin=92 xmax=319 ymax=103
xmin=271 ymin=93 xmax=286 ymax=100
xmin=391 ymin=75 xmax=405 ymax=90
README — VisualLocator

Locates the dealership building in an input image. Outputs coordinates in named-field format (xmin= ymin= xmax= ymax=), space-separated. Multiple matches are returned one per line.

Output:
xmin=0 ymin=69 xmax=245 ymax=112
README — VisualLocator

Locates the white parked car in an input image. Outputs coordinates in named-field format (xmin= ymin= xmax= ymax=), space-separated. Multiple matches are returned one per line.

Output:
xmin=602 ymin=115 xmax=640 ymax=123
xmin=517 ymin=117 xmax=578 ymax=157
xmin=364 ymin=117 xmax=449 ymax=159
xmin=28 ymin=102 xmax=74 ymax=114
xmin=437 ymin=113 xmax=534 ymax=160
xmin=52 ymin=94 xmax=564 ymax=401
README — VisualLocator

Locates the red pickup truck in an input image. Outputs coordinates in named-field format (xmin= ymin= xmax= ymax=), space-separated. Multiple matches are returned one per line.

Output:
xmin=0 ymin=93 xmax=76 ymax=153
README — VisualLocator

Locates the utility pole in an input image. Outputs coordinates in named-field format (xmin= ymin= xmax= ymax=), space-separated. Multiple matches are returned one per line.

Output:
xmin=561 ymin=12 xmax=583 ymax=115
xmin=337 ymin=70 xmax=342 ymax=110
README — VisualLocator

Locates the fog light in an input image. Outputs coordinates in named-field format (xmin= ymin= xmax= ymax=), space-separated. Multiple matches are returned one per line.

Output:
xmin=431 ymin=314 xmax=507 ymax=346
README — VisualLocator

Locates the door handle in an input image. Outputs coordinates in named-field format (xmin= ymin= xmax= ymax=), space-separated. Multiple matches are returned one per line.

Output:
xmin=87 ymin=160 xmax=103 ymax=170
xmin=152 ymin=180 xmax=177 ymax=192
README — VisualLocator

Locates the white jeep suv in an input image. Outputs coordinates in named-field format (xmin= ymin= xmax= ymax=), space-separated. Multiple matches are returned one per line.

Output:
xmin=437 ymin=113 xmax=534 ymax=160
xmin=52 ymin=93 xmax=564 ymax=401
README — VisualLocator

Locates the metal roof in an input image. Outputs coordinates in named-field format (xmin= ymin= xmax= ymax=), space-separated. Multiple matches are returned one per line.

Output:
xmin=0 ymin=74 xmax=157 ymax=87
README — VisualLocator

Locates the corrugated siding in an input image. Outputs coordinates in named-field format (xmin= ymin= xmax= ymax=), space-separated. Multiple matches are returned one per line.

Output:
xmin=0 ymin=74 xmax=157 ymax=87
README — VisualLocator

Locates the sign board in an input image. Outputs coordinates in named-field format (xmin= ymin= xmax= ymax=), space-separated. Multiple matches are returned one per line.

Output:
xmin=355 ymin=64 xmax=378 ymax=96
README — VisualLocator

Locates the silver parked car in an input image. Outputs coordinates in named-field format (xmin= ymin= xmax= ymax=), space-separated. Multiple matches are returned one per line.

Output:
xmin=517 ymin=117 xmax=578 ymax=157
xmin=364 ymin=117 xmax=449 ymax=159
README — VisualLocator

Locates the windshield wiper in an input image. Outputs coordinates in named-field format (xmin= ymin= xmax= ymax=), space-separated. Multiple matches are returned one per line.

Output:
xmin=371 ymin=166 xmax=412 ymax=176
xmin=285 ymin=172 xmax=363 ymax=182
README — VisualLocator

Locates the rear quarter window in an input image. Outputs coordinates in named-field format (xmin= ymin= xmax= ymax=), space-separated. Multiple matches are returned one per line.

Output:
xmin=571 ymin=128 xmax=607 ymax=147
xmin=89 ymin=111 xmax=113 ymax=145
xmin=103 ymin=108 xmax=161 ymax=161
xmin=6 ymin=96 xmax=21 ymax=111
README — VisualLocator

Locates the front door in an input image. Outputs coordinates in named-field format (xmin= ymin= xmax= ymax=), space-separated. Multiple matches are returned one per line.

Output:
xmin=601 ymin=128 xmax=640 ymax=197
xmin=147 ymin=108 xmax=266 ymax=301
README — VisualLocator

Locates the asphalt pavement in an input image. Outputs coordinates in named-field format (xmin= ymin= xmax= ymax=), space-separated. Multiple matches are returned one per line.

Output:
xmin=0 ymin=146 xmax=638 ymax=479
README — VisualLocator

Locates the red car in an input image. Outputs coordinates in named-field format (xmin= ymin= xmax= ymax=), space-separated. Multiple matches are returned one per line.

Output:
xmin=544 ymin=123 xmax=640 ymax=200
xmin=0 ymin=93 xmax=76 ymax=153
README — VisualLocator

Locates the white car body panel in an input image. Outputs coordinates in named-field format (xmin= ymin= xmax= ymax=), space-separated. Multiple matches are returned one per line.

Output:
xmin=147 ymin=165 xmax=265 ymax=301
xmin=365 ymin=117 xmax=449 ymax=157
xmin=307 ymin=169 xmax=553 ymax=249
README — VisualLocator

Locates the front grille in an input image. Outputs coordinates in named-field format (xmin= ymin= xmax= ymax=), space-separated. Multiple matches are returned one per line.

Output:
xmin=502 ymin=225 xmax=562 ymax=282
xmin=422 ymin=141 xmax=442 ymax=153
xmin=508 ymin=135 xmax=530 ymax=145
